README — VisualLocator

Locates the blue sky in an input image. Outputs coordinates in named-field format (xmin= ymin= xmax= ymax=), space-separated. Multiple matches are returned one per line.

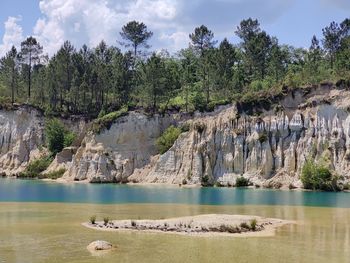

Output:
xmin=0 ymin=0 xmax=349 ymax=56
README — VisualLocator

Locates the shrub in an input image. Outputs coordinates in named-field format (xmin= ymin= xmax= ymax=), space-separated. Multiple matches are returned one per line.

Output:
xmin=63 ymin=131 xmax=76 ymax=148
xmin=18 ymin=156 xmax=53 ymax=178
xmin=45 ymin=119 xmax=65 ymax=155
xmin=207 ymin=99 xmax=231 ymax=112
xmin=131 ymin=220 xmax=136 ymax=227
xmin=103 ymin=217 xmax=110 ymax=226
xmin=250 ymin=80 xmax=264 ymax=92
xmin=258 ymin=132 xmax=268 ymax=144
xmin=42 ymin=168 xmax=66 ymax=179
xmin=301 ymin=159 xmax=338 ymax=191
xmin=180 ymin=122 xmax=190 ymax=133
xmin=90 ymin=215 xmax=96 ymax=224
xmin=45 ymin=119 xmax=76 ymax=155
xmin=92 ymin=107 xmax=128 ymax=134
xmin=191 ymin=91 xmax=206 ymax=112
xmin=240 ymin=222 xmax=250 ymax=230
xmin=236 ymin=176 xmax=249 ymax=187
xmin=218 ymin=224 xmax=241 ymax=233
xmin=201 ymin=175 xmax=210 ymax=186
xmin=156 ymin=125 xmax=182 ymax=154
xmin=250 ymin=219 xmax=257 ymax=231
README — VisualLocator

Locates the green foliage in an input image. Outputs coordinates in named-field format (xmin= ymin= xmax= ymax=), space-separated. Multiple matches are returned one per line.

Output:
xmin=45 ymin=119 xmax=76 ymax=155
xmin=120 ymin=21 xmax=153 ymax=57
xmin=180 ymin=122 xmax=190 ymax=133
xmin=250 ymin=219 xmax=257 ymax=231
xmin=92 ymin=107 xmax=128 ymax=134
xmin=90 ymin=215 xmax=96 ymax=224
xmin=301 ymin=159 xmax=339 ymax=191
xmin=191 ymin=91 xmax=207 ymax=112
xmin=189 ymin=25 xmax=217 ymax=54
xmin=44 ymin=168 xmax=66 ymax=180
xmin=103 ymin=217 xmax=110 ymax=226
xmin=64 ymin=132 xmax=76 ymax=148
xmin=156 ymin=125 xmax=182 ymax=154
xmin=236 ymin=176 xmax=249 ymax=187
xmin=1 ymin=18 xmax=350 ymax=119
xmin=18 ymin=156 xmax=53 ymax=178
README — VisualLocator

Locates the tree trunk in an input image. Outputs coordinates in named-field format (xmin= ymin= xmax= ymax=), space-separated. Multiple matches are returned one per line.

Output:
xmin=11 ymin=66 xmax=15 ymax=104
xmin=28 ymin=52 xmax=32 ymax=99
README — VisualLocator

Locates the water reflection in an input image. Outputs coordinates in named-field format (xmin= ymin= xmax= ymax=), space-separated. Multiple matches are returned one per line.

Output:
xmin=0 ymin=178 xmax=349 ymax=208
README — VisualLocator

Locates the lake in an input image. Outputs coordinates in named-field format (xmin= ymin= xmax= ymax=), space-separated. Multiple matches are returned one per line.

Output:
xmin=0 ymin=179 xmax=349 ymax=263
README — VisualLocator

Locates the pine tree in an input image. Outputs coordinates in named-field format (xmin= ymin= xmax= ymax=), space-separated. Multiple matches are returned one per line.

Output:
xmin=20 ymin=37 xmax=43 ymax=99
xmin=120 ymin=21 xmax=153 ymax=58
xmin=0 ymin=46 xmax=19 ymax=104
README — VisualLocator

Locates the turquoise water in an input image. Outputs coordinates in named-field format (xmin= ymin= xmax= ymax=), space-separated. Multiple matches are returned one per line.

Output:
xmin=0 ymin=178 xmax=349 ymax=207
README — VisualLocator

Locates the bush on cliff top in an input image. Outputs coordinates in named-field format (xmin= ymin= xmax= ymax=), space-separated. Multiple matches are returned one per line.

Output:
xmin=91 ymin=107 xmax=128 ymax=134
xmin=156 ymin=125 xmax=182 ymax=154
xmin=301 ymin=160 xmax=339 ymax=191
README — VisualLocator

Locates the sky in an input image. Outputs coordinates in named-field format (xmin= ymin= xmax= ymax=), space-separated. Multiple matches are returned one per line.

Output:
xmin=0 ymin=0 xmax=349 ymax=57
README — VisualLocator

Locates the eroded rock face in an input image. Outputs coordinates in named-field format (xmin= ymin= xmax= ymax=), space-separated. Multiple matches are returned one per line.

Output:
xmin=130 ymin=87 xmax=350 ymax=187
xmin=0 ymin=106 xmax=45 ymax=175
xmin=3 ymin=86 xmax=350 ymax=188
xmin=0 ymin=106 xmax=87 ymax=176
xmin=63 ymin=112 xmax=177 ymax=182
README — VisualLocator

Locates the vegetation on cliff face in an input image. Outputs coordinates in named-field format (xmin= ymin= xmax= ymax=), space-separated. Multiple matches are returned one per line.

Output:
xmin=0 ymin=18 xmax=349 ymax=117
xmin=156 ymin=125 xmax=182 ymax=154
xmin=18 ymin=156 xmax=53 ymax=178
xmin=301 ymin=160 xmax=339 ymax=191
xmin=91 ymin=106 xmax=128 ymax=133
xmin=45 ymin=119 xmax=76 ymax=155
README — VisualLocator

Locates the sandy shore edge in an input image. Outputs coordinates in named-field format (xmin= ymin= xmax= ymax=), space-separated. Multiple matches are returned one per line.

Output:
xmin=82 ymin=214 xmax=294 ymax=238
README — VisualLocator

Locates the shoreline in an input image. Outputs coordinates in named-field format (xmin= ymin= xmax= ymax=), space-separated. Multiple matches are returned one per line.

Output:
xmin=2 ymin=177 xmax=306 ymax=191
xmin=2 ymin=177 xmax=349 ymax=193
xmin=82 ymin=214 xmax=294 ymax=238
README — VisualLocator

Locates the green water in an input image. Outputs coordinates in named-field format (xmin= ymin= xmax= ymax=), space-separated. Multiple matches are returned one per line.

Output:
xmin=0 ymin=179 xmax=349 ymax=262
xmin=0 ymin=203 xmax=349 ymax=263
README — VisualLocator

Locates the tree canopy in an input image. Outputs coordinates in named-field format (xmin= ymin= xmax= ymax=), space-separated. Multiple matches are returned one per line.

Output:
xmin=120 ymin=21 xmax=153 ymax=58
xmin=0 ymin=18 xmax=349 ymax=117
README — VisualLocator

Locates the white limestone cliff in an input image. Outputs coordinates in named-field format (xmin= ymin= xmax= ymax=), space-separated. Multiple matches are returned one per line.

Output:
xmin=0 ymin=106 xmax=46 ymax=175
xmin=0 ymin=106 xmax=86 ymax=176
xmin=2 ymin=85 xmax=350 ymax=189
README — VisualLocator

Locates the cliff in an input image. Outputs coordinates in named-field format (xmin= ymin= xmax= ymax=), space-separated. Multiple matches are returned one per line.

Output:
xmin=2 ymin=84 xmax=350 ymax=188
xmin=0 ymin=105 xmax=86 ymax=176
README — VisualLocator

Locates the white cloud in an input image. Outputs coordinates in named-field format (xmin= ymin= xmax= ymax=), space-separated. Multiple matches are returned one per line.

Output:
xmin=160 ymin=31 xmax=188 ymax=52
xmin=0 ymin=16 xmax=24 ymax=56
xmin=33 ymin=0 xmax=182 ymax=55
xmin=0 ymin=0 xmax=295 ymax=56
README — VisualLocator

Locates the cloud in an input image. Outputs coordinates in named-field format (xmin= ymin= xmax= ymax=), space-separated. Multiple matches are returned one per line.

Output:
xmin=0 ymin=0 xmax=296 ymax=56
xmin=0 ymin=16 xmax=24 ymax=56
xmin=33 ymin=0 xmax=182 ymax=55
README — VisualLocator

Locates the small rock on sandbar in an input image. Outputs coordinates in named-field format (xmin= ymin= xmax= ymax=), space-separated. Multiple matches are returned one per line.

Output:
xmin=87 ymin=240 xmax=113 ymax=252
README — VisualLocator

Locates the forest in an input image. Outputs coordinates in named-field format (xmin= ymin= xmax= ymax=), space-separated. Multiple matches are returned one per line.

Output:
xmin=0 ymin=18 xmax=349 ymax=117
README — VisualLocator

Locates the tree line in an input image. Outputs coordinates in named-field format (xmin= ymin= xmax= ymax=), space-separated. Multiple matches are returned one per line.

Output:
xmin=0 ymin=18 xmax=349 ymax=117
